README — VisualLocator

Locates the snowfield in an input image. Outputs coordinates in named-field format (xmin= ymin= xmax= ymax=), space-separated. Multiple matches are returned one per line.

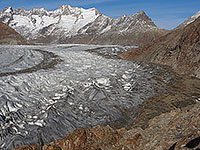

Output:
xmin=0 ymin=44 xmax=162 ymax=149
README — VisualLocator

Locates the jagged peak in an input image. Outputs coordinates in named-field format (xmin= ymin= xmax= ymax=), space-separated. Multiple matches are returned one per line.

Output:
xmin=119 ymin=10 xmax=148 ymax=19
xmin=133 ymin=10 xmax=148 ymax=17
xmin=138 ymin=10 xmax=146 ymax=15
xmin=3 ymin=6 xmax=13 ymax=13
xmin=30 ymin=7 xmax=48 ymax=16
xmin=58 ymin=4 xmax=72 ymax=10
xmin=117 ymin=10 xmax=147 ymax=19
xmin=30 ymin=7 xmax=47 ymax=13
xmin=14 ymin=8 xmax=30 ymax=15
xmin=57 ymin=4 xmax=101 ymax=13
xmin=89 ymin=8 xmax=102 ymax=15
xmin=54 ymin=4 xmax=81 ymax=15
xmin=31 ymin=7 xmax=46 ymax=11
xmin=119 ymin=14 xmax=129 ymax=19
xmin=120 ymin=14 xmax=128 ymax=18
xmin=133 ymin=10 xmax=156 ymax=26
xmin=16 ymin=8 xmax=27 ymax=11
xmin=53 ymin=4 xmax=102 ymax=17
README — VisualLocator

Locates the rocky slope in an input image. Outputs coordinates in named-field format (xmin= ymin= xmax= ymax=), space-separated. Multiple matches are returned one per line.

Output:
xmin=176 ymin=10 xmax=200 ymax=29
xmin=120 ymin=15 xmax=200 ymax=78
xmin=14 ymin=67 xmax=200 ymax=150
xmin=0 ymin=6 xmax=167 ymax=46
xmin=0 ymin=22 xmax=27 ymax=44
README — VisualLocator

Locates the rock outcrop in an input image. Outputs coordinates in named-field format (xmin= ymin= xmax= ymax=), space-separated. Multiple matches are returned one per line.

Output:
xmin=0 ymin=22 xmax=27 ymax=45
xmin=120 ymin=16 xmax=200 ymax=78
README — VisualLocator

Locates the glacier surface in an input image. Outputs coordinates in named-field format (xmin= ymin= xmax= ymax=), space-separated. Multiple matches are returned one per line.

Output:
xmin=0 ymin=44 xmax=163 ymax=149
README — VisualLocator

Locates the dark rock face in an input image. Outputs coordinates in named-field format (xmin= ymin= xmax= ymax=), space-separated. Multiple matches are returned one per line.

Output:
xmin=0 ymin=22 xmax=28 ymax=45
xmin=120 ymin=16 xmax=200 ymax=78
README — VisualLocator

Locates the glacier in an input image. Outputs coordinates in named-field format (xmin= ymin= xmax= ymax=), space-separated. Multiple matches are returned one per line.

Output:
xmin=0 ymin=44 xmax=167 ymax=149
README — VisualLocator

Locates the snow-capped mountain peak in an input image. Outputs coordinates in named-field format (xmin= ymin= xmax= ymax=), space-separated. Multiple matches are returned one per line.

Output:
xmin=0 ymin=5 xmax=165 ymax=45
xmin=54 ymin=5 xmax=78 ymax=15
xmin=0 ymin=5 xmax=101 ymax=39
xmin=3 ymin=6 xmax=13 ymax=13
xmin=30 ymin=8 xmax=48 ymax=16
xmin=136 ymin=10 xmax=145 ymax=15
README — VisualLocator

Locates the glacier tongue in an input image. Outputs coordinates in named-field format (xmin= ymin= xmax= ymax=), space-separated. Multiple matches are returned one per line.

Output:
xmin=0 ymin=44 xmax=166 ymax=149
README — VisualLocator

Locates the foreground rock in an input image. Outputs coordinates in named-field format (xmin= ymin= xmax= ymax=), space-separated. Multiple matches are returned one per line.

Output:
xmin=14 ymin=67 xmax=200 ymax=150
xmin=120 ymin=16 xmax=200 ymax=78
xmin=0 ymin=22 xmax=28 ymax=45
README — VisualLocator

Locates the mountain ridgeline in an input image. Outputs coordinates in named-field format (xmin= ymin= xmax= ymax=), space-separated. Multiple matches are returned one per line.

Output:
xmin=0 ymin=5 xmax=167 ymax=46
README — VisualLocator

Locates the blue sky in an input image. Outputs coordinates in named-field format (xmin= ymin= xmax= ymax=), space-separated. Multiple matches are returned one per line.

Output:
xmin=0 ymin=0 xmax=199 ymax=29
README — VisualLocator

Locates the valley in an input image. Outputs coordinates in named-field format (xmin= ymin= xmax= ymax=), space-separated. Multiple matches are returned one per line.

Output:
xmin=2 ymin=44 xmax=198 ymax=150
xmin=0 ymin=3 xmax=200 ymax=150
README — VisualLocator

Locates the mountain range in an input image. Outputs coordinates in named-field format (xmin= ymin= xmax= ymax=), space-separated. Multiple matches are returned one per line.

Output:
xmin=0 ymin=5 xmax=167 ymax=46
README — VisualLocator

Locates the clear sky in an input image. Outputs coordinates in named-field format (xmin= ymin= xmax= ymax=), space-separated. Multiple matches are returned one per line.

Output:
xmin=0 ymin=0 xmax=199 ymax=29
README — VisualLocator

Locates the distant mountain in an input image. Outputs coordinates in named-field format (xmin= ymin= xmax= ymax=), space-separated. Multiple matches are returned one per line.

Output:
xmin=0 ymin=22 xmax=28 ymax=45
xmin=0 ymin=5 xmax=167 ymax=46
xmin=120 ymin=14 xmax=200 ymax=78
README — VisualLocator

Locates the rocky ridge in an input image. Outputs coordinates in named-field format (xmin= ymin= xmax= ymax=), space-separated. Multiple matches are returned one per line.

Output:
xmin=176 ymin=10 xmax=200 ymax=29
xmin=0 ymin=22 xmax=28 ymax=45
xmin=0 ymin=6 xmax=167 ymax=46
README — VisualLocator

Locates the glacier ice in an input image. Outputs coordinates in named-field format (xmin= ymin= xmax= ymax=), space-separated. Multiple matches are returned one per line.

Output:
xmin=0 ymin=44 xmax=162 ymax=149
